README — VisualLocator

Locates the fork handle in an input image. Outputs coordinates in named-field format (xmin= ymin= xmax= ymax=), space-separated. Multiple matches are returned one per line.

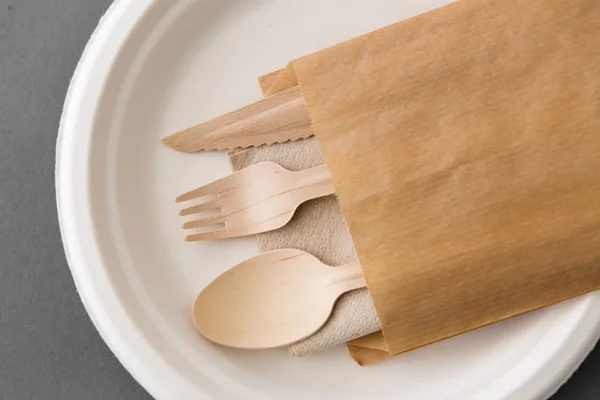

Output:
xmin=293 ymin=164 xmax=335 ymax=200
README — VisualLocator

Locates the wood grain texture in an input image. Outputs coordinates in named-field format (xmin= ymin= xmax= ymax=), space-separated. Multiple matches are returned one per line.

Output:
xmin=162 ymin=85 xmax=313 ymax=151
xmin=193 ymin=249 xmax=366 ymax=349
xmin=177 ymin=162 xmax=334 ymax=240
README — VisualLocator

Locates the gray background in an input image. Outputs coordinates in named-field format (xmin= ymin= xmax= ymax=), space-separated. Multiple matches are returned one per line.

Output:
xmin=0 ymin=0 xmax=598 ymax=399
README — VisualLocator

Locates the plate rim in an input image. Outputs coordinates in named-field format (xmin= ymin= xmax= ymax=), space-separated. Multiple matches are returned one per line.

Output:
xmin=55 ymin=0 xmax=600 ymax=399
xmin=55 ymin=0 xmax=208 ymax=399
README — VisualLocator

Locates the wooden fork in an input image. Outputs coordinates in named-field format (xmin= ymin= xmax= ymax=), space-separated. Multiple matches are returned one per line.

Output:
xmin=176 ymin=162 xmax=334 ymax=241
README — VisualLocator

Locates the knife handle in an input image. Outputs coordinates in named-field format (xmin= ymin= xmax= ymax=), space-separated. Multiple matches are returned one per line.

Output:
xmin=162 ymin=85 xmax=313 ymax=152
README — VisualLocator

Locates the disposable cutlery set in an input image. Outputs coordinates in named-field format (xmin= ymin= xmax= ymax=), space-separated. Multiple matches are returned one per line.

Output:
xmin=163 ymin=90 xmax=344 ymax=349
xmin=162 ymin=0 xmax=600 ymax=364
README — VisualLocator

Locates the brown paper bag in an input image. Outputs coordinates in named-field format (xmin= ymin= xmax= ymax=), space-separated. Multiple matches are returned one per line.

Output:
xmin=286 ymin=0 xmax=600 ymax=356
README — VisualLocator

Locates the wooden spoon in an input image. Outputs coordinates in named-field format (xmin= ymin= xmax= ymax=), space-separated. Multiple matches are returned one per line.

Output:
xmin=193 ymin=249 xmax=366 ymax=349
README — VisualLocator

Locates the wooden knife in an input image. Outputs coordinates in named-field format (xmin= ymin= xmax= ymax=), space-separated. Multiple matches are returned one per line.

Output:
xmin=161 ymin=85 xmax=313 ymax=152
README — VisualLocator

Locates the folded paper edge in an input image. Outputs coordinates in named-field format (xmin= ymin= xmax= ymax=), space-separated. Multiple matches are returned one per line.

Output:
xmin=347 ymin=344 xmax=391 ymax=366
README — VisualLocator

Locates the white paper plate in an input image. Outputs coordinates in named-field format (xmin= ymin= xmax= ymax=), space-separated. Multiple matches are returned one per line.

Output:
xmin=56 ymin=0 xmax=600 ymax=399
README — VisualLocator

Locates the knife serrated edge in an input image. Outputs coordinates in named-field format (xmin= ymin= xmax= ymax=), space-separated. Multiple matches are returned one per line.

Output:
xmin=161 ymin=85 xmax=313 ymax=152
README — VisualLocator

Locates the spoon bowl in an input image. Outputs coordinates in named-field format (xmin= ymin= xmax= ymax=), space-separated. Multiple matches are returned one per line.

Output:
xmin=193 ymin=249 xmax=366 ymax=349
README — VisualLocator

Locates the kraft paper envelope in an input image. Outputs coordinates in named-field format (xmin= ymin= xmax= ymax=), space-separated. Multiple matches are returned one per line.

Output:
xmin=228 ymin=0 xmax=600 ymax=363
xmin=286 ymin=0 xmax=600 ymax=356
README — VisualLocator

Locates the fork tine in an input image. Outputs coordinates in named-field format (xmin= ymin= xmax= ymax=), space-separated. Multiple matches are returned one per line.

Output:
xmin=183 ymin=214 xmax=227 ymax=229
xmin=185 ymin=228 xmax=229 ymax=242
xmin=179 ymin=200 xmax=221 ymax=216
xmin=176 ymin=162 xmax=285 ymax=203
xmin=176 ymin=180 xmax=230 ymax=203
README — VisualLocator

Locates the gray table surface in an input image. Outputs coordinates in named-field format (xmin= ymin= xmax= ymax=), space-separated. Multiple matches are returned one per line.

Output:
xmin=0 ymin=0 xmax=598 ymax=399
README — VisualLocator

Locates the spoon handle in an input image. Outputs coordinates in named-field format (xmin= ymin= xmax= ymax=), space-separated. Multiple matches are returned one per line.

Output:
xmin=328 ymin=261 xmax=366 ymax=294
